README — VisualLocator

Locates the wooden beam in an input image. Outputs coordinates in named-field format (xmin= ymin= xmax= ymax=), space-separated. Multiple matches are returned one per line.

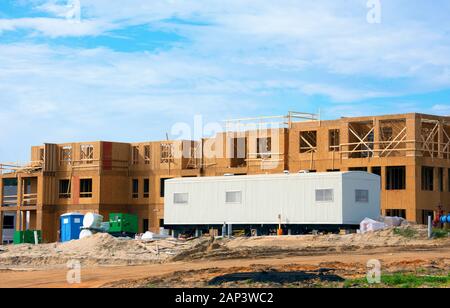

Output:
xmin=348 ymin=126 xmax=375 ymax=156
xmin=379 ymin=126 xmax=407 ymax=157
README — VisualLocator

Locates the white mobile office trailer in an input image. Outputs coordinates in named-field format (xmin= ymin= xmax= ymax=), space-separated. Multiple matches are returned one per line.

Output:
xmin=164 ymin=172 xmax=380 ymax=234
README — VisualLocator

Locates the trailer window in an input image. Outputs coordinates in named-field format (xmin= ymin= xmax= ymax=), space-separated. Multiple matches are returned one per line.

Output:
xmin=173 ymin=193 xmax=189 ymax=204
xmin=315 ymin=189 xmax=334 ymax=202
xmin=355 ymin=190 xmax=369 ymax=203
xmin=226 ymin=191 xmax=242 ymax=204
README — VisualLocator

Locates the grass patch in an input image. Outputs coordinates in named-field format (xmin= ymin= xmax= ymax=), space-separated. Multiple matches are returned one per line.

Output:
xmin=393 ymin=227 xmax=417 ymax=238
xmin=433 ymin=229 xmax=449 ymax=239
xmin=344 ymin=277 xmax=371 ymax=288
xmin=345 ymin=273 xmax=450 ymax=288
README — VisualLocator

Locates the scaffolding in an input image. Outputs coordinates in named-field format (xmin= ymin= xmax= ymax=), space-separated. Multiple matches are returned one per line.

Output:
xmin=0 ymin=162 xmax=43 ymax=175
xmin=224 ymin=111 xmax=319 ymax=132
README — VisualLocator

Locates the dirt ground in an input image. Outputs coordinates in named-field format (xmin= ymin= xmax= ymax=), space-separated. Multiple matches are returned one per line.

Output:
xmin=0 ymin=225 xmax=449 ymax=288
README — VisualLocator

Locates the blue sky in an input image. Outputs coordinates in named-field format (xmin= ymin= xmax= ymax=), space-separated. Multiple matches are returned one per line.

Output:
xmin=1 ymin=0 xmax=450 ymax=162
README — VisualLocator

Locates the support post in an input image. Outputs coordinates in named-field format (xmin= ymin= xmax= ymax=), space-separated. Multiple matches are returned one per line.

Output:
xmin=438 ymin=121 xmax=443 ymax=158
xmin=374 ymin=118 xmax=381 ymax=158
xmin=410 ymin=116 xmax=422 ymax=157
xmin=16 ymin=175 xmax=23 ymax=232
xmin=341 ymin=122 xmax=350 ymax=160
xmin=26 ymin=211 xmax=30 ymax=230
xmin=222 ymin=223 xmax=227 ymax=237
xmin=227 ymin=224 xmax=233 ymax=238
xmin=428 ymin=216 xmax=433 ymax=239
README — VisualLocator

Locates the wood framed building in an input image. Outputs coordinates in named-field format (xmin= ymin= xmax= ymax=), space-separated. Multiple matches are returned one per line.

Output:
xmin=1 ymin=112 xmax=450 ymax=243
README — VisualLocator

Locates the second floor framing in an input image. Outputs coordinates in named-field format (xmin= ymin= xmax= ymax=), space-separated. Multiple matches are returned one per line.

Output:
xmin=1 ymin=112 xmax=450 ymax=179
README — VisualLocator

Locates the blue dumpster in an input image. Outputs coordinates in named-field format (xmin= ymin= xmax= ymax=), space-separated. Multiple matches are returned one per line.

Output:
xmin=60 ymin=213 xmax=84 ymax=242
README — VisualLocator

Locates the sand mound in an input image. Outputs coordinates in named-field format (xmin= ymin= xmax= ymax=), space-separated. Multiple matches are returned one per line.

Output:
xmin=181 ymin=224 xmax=447 ymax=261
xmin=59 ymin=233 xmax=147 ymax=257
xmin=0 ymin=233 xmax=200 ymax=268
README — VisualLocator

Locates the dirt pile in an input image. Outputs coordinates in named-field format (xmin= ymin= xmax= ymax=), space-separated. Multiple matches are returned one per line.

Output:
xmin=172 ymin=225 xmax=449 ymax=261
xmin=0 ymin=234 xmax=205 ymax=268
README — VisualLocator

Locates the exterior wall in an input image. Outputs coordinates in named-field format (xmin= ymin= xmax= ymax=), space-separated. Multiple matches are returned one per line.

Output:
xmin=1 ymin=112 xmax=450 ymax=242
xmin=342 ymin=173 xmax=381 ymax=224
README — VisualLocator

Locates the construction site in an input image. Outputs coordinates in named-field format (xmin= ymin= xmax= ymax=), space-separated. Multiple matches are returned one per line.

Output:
xmin=1 ymin=112 xmax=450 ymax=241
xmin=0 ymin=111 xmax=450 ymax=288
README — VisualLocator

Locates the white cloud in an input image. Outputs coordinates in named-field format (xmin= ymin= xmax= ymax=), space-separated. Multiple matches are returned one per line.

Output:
xmin=2 ymin=0 xmax=450 ymax=90
xmin=0 ymin=17 xmax=114 ymax=37
xmin=1 ymin=0 xmax=450 ymax=161
xmin=431 ymin=104 xmax=450 ymax=115
xmin=299 ymin=83 xmax=392 ymax=102
xmin=0 ymin=42 xmax=263 ymax=162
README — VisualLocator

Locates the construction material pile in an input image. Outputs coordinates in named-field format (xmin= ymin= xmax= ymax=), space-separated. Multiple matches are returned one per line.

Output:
xmin=360 ymin=216 xmax=408 ymax=233
xmin=79 ymin=213 xmax=109 ymax=239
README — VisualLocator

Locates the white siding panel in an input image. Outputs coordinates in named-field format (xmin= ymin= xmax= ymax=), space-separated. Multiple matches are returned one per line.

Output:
xmin=342 ymin=173 xmax=381 ymax=224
